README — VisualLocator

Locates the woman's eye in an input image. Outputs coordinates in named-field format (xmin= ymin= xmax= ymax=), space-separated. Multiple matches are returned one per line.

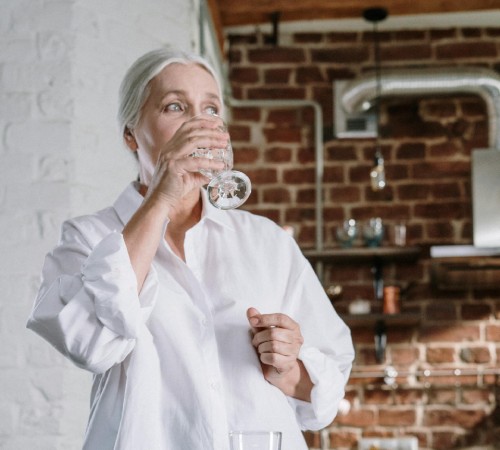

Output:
xmin=164 ymin=103 xmax=182 ymax=112
xmin=204 ymin=106 xmax=218 ymax=116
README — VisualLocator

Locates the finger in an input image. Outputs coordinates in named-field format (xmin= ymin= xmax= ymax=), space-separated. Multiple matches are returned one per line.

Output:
xmin=250 ymin=312 xmax=299 ymax=331
xmin=259 ymin=351 xmax=294 ymax=371
xmin=247 ymin=307 xmax=261 ymax=329
xmin=257 ymin=339 xmax=295 ymax=357
xmin=182 ymin=154 xmax=226 ymax=174
xmin=252 ymin=326 xmax=294 ymax=347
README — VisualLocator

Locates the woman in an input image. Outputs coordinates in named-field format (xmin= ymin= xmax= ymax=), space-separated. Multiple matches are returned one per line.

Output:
xmin=27 ymin=48 xmax=354 ymax=450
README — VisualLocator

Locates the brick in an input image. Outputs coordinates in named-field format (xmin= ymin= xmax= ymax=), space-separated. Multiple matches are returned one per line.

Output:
xmin=264 ymin=146 xmax=292 ymax=163
xmin=326 ymin=32 xmax=358 ymax=43
xmin=436 ymin=42 xmax=497 ymax=59
xmin=390 ymin=347 xmax=419 ymax=365
xmin=430 ymin=28 xmax=457 ymax=40
xmin=379 ymin=408 xmax=416 ymax=426
xmin=329 ymin=430 xmax=359 ymax=447
xmin=461 ymin=303 xmax=491 ymax=320
xmin=296 ymin=66 xmax=324 ymax=83
xmin=297 ymin=147 xmax=315 ymax=164
xmin=5 ymin=120 xmax=70 ymax=153
xmin=329 ymin=186 xmax=361 ymax=203
xmin=248 ymin=48 xmax=306 ymax=64
xmin=413 ymin=161 xmax=470 ymax=179
xmin=426 ymin=347 xmax=456 ymax=364
xmin=263 ymin=126 xmax=302 ymax=143
xmin=262 ymin=187 xmax=291 ymax=203
xmin=230 ymin=107 xmax=261 ymax=121
xmin=415 ymin=202 xmax=469 ymax=220
xmin=461 ymin=28 xmax=482 ymax=38
xmin=336 ymin=408 xmax=376 ymax=427
xmin=394 ymin=389 xmax=424 ymax=405
xmin=263 ymin=68 xmax=291 ymax=84
xmin=0 ymin=93 xmax=32 ymax=120
xmin=247 ymin=208 xmax=280 ymax=223
xmin=326 ymin=144 xmax=357 ymax=161
xmin=242 ymin=168 xmax=277 ymax=184
xmin=247 ymin=87 xmax=306 ymax=101
xmin=311 ymin=47 xmax=369 ymax=64
xmin=266 ymin=109 xmax=299 ymax=125
xmin=228 ymin=124 xmax=251 ymax=141
xmin=424 ymin=407 xmax=487 ymax=429
xmin=293 ymin=33 xmax=323 ymax=43
xmin=397 ymin=184 xmax=430 ymax=201
xmin=425 ymin=221 xmax=456 ymax=239
xmin=431 ymin=430 xmax=461 ymax=449
xmin=396 ymin=142 xmax=426 ymax=159
xmin=461 ymin=388 xmax=492 ymax=405
xmin=228 ymin=34 xmax=257 ymax=45
xmin=485 ymin=324 xmax=500 ymax=341
xmin=393 ymin=30 xmax=427 ymax=41
xmin=380 ymin=44 xmax=432 ymax=61
xmin=303 ymin=431 xmax=321 ymax=447
xmin=230 ymin=67 xmax=259 ymax=84
xmin=326 ymin=67 xmax=357 ymax=80
xmin=233 ymin=146 xmax=259 ymax=164
xmin=431 ymin=182 xmax=461 ymax=199
xmin=421 ymin=100 xmax=458 ymax=119
xmin=296 ymin=188 xmax=315 ymax=204
xmin=285 ymin=207 xmax=315 ymax=221
xmin=460 ymin=346 xmax=491 ymax=364
xmin=364 ymin=389 xmax=393 ymax=405
xmin=419 ymin=325 xmax=480 ymax=343
xmin=461 ymin=99 xmax=486 ymax=117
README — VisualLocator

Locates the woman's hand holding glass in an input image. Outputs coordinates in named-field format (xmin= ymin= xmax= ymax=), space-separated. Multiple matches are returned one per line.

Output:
xmin=146 ymin=113 xmax=251 ymax=210
xmin=144 ymin=114 xmax=228 ymax=208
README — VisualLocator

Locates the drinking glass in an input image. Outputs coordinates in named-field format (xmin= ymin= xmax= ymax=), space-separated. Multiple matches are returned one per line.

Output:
xmin=363 ymin=217 xmax=384 ymax=247
xmin=229 ymin=431 xmax=282 ymax=450
xmin=191 ymin=116 xmax=251 ymax=210
xmin=336 ymin=219 xmax=358 ymax=248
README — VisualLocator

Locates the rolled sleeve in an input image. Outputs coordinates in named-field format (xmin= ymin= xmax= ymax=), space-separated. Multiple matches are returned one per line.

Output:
xmin=27 ymin=222 xmax=159 ymax=374
xmin=82 ymin=232 xmax=153 ymax=339
xmin=287 ymin=346 xmax=352 ymax=430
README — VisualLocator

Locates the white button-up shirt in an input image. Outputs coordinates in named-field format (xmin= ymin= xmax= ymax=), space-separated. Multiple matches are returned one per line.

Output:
xmin=27 ymin=182 xmax=354 ymax=450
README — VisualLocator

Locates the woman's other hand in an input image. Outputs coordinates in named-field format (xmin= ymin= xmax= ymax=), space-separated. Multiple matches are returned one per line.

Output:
xmin=247 ymin=307 xmax=313 ymax=401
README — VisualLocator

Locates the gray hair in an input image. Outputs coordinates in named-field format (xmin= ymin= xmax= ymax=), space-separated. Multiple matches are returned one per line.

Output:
xmin=118 ymin=48 xmax=223 ymax=136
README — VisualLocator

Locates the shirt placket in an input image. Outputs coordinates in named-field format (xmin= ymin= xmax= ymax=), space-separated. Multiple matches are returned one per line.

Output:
xmin=185 ymin=225 xmax=230 ymax=450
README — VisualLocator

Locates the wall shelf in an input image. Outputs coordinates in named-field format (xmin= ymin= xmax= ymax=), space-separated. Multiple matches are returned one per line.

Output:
xmin=302 ymin=246 xmax=421 ymax=264
xmin=341 ymin=312 xmax=422 ymax=328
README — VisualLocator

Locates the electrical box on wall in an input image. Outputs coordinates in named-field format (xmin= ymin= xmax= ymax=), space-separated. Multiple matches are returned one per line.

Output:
xmin=334 ymin=80 xmax=377 ymax=138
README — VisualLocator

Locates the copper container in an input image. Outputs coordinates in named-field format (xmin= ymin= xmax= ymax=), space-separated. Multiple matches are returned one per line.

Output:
xmin=383 ymin=286 xmax=400 ymax=314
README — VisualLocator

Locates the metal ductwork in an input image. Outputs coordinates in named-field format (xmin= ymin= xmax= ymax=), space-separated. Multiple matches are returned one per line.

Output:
xmin=337 ymin=66 xmax=500 ymax=149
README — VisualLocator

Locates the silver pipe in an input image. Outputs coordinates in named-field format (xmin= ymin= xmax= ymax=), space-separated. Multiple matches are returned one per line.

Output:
xmin=350 ymin=366 xmax=500 ymax=379
xmin=340 ymin=66 xmax=500 ymax=149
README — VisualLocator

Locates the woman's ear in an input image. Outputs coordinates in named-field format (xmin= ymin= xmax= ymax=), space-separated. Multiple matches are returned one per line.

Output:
xmin=124 ymin=127 xmax=138 ymax=151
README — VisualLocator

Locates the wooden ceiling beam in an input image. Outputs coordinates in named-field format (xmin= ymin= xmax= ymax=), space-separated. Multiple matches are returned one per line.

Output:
xmin=217 ymin=0 xmax=500 ymax=27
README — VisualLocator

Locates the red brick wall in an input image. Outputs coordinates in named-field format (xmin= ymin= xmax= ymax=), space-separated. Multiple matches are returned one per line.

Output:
xmin=227 ymin=27 xmax=500 ymax=449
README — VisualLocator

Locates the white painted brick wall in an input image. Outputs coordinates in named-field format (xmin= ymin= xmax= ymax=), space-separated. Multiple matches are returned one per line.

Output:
xmin=0 ymin=0 xmax=203 ymax=448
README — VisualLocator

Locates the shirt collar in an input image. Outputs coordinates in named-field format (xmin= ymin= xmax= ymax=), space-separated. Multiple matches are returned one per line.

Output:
xmin=113 ymin=182 xmax=235 ymax=232
xmin=199 ymin=188 xmax=236 ymax=232
xmin=113 ymin=182 xmax=144 ymax=226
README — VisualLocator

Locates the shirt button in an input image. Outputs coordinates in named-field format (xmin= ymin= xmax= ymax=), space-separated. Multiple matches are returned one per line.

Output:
xmin=210 ymin=381 xmax=220 ymax=391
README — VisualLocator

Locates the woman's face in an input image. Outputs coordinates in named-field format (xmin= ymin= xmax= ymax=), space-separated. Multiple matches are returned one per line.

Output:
xmin=126 ymin=62 xmax=223 ymax=184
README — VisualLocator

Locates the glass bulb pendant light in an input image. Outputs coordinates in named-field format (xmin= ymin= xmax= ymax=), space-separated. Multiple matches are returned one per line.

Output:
xmin=363 ymin=7 xmax=388 ymax=191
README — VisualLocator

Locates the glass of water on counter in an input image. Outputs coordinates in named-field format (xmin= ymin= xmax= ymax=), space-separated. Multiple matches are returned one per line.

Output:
xmin=229 ymin=431 xmax=282 ymax=450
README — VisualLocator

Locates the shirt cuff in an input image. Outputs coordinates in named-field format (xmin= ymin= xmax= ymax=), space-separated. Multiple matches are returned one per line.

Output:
xmin=82 ymin=232 xmax=158 ymax=339
xmin=287 ymin=346 xmax=348 ymax=430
